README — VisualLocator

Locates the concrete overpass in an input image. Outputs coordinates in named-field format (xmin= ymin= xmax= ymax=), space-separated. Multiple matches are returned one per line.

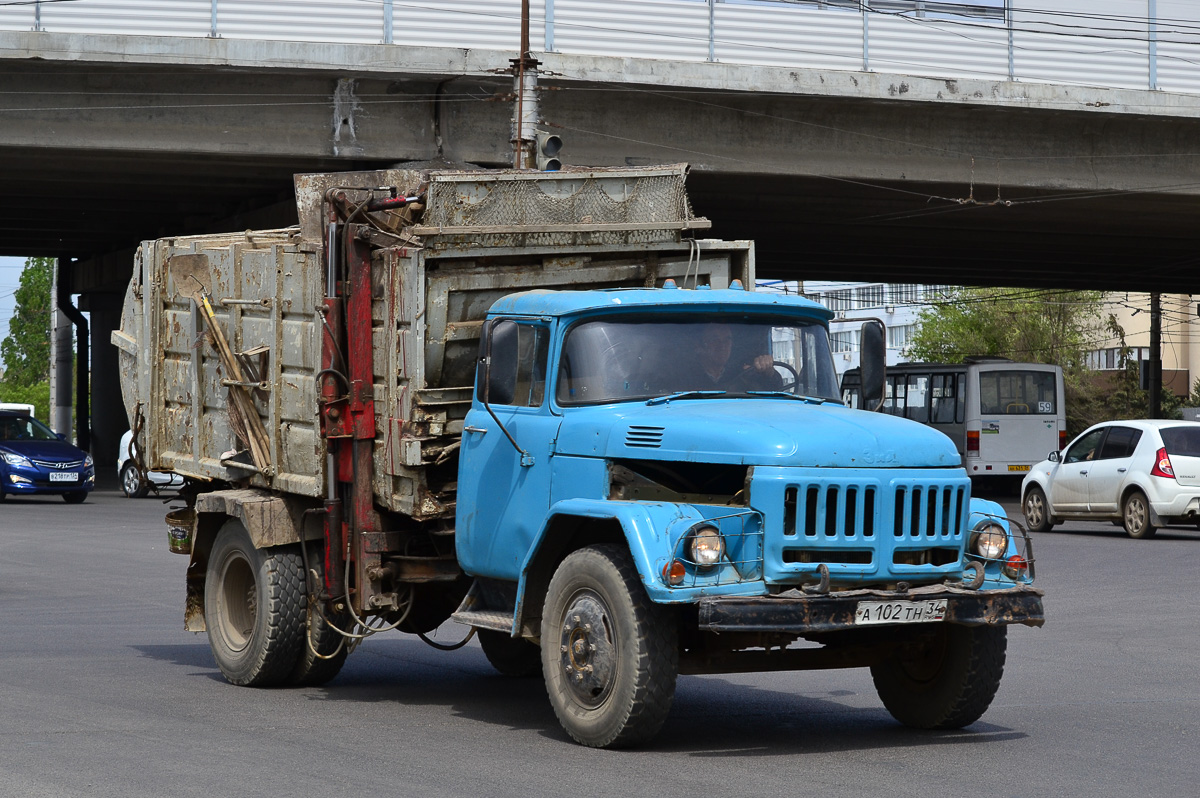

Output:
xmin=3 ymin=1 xmax=1200 ymax=464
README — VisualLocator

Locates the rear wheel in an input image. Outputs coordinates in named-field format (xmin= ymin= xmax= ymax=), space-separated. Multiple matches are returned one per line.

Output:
xmin=871 ymin=624 xmax=1007 ymax=729
xmin=1123 ymin=490 xmax=1157 ymax=539
xmin=287 ymin=552 xmax=350 ymax=686
xmin=1022 ymin=485 xmax=1054 ymax=533
xmin=120 ymin=462 xmax=149 ymax=498
xmin=478 ymin=630 xmax=542 ymax=677
xmin=541 ymin=544 xmax=678 ymax=748
xmin=204 ymin=520 xmax=306 ymax=686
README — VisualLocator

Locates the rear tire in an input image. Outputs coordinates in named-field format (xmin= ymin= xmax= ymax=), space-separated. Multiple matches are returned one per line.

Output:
xmin=541 ymin=544 xmax=678 ymax=748
xmin=871 ymin=624 xmax=1007 ymax=729
xmin=1123 ymin=490 xmax=1157 ymax=539
xmin=478 ymin=629 xmax=542 ymax=677
xmin=287 ymin=551 xmax=350 ymax=687
xmin=204 ymin=520 xmax=306 ymax=686
xmin=120 ymin=462 xmax=150 ymax=498
xmin=1022 ymin=485 xmax=1054 ymax=533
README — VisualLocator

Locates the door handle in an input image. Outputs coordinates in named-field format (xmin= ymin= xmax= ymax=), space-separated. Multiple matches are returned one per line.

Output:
xmin=464 ymin=425 xmax=488 ymax=434
xmin=1079 ymin=470 xmax=1087 ymax=476
xmin=1117 ymin=467 xmax=1127 ymax=473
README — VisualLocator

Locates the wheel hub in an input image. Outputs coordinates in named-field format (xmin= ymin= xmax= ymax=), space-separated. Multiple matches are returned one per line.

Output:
xmin=557 ymin=592 xmax=616 ymax=708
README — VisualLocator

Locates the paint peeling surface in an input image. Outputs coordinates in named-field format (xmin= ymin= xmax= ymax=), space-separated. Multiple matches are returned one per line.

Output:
xmin=115 ymin=165 xmax=748 ymax=519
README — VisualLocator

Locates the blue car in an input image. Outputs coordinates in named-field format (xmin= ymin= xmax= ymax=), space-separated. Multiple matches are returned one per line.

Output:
xmin=0 ymin=411 xmax=94 ymax=503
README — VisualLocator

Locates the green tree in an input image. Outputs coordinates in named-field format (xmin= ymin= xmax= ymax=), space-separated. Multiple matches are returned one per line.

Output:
xmin=0 ymin=257 xmax=54 ymax=386
xmin=0 ymin=258 xmax=54 ymax=421
xmin=907 ymin=287 xmax=1105 ymax=437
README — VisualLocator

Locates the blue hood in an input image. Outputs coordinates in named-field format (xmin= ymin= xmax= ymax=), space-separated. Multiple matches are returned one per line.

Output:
xmin=556 ymin=399 xmax=961 ymax=468
xmin=0 ymin=439 xmax=88 ymax=462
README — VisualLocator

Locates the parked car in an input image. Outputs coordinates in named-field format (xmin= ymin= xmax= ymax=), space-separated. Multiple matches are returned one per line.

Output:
xmin=1021 ymin=419 xmax=1200 ymax=538
xmin=118 ymin=429 xmax=184 ymax=498
xmin=0 ymin=410 xmax=94 ymax=503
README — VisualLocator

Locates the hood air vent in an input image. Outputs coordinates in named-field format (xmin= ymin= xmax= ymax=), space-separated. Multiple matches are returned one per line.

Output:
xmin=625 ymin=426 xmax=665 ymax=448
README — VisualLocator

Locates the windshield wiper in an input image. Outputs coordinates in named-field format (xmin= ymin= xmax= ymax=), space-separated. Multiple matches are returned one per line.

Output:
xmin=646 ymin=390 xmax=727 ymax=405
xmin=745 ymin=391 xmax=838 ymax=405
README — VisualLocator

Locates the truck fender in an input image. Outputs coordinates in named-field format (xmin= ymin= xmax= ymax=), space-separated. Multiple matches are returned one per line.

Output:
xmin=512 ymin=498 xmax=704 ymax=637
xmin=184 ymin=489 xmax=322 ymax=633
xmin=194 ymin=488 xmax=321 ymax=550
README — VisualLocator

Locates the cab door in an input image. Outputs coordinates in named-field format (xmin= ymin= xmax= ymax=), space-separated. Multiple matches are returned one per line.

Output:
xmin=456 ymin=319 xmax=560 ymax=581
xmin=1050 ymin=427 xmax=1107 ymax=514
xmin=1086 ymin=426 xmax=1142 ymax=514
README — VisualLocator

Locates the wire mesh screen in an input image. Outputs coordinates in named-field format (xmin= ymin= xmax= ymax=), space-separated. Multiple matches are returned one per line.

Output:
xmin=421 ymin=167 xmax=697 ymax=248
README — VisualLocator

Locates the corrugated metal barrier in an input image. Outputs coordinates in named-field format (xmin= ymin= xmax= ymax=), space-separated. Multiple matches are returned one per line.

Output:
xmin=3 ymin=1 xmax=1198 ymax=94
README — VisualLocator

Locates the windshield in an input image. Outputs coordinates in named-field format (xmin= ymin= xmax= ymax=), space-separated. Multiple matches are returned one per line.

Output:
xmin=978 ymin=370 xmax=1058 ymax=415
xmin=557 ymin=315 xmax=841 ymax=405
xmin=0 ymin=415 xmax=59 ymax=443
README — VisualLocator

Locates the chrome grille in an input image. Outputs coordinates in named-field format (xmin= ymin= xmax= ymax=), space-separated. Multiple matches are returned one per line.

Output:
xmin=32 ymin=458 xmax=85 ymax=469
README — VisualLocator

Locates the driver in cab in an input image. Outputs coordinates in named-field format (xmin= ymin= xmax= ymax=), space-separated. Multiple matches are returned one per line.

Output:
xmin=693 ymin=323 xmax=782 ymax=392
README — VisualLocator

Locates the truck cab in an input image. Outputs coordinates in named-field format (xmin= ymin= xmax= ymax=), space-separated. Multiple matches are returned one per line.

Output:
xmin=455 ymin=282 xmax=1042 ymax=747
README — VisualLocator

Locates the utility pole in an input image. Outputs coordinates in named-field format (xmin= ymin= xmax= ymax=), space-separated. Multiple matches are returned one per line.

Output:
xmin=1150 ymin=291 xmax=1162 ymax=418
xmin=511 ymin=0 xmax=539 ymax=170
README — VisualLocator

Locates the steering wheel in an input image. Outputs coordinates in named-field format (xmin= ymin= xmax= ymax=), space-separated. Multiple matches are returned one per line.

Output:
xmin=773 ymin=360 xmax=799 ymax=392
xmin=725 ymin=360 xmax=798 ymax=392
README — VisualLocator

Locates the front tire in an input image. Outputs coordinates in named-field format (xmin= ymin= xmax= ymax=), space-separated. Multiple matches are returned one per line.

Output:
xmin=871 ymin=624 xmax=1007 ymax=729
xmin=204 ymin=520 xmax=306 ymax=686
xmin=1022 ymin=485 xmax=1054 ymax=533
xmin=62 ymin=491 xmax=87 ymax=504
xmin=120 ymin=462 xmax=150 ymax=498
xmin=541 ymin=544 xmax=678 ymax=748
xmin=1123 ymin=490 xmax=1157 ymax=539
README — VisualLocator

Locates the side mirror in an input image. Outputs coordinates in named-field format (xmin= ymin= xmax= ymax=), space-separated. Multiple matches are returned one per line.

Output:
xmin=1048 ymin=451 xmax=1060 ymax=463
xmin=57 ymin=433 xmax=66 ymax=441
xmin=859 ymin=320 xmax=886 ymax=411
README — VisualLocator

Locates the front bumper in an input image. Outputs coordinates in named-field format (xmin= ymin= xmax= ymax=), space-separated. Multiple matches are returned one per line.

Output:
xmin=698 ymin=583 xmax=1044 ymax=634
xmin=3 ymin=469 xmax=94 ymax=494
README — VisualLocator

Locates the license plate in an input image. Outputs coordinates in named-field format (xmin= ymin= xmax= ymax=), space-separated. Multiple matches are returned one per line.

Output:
xmin=49 ymin=472 xmax=78 ymax=483
xmin=854 ymin=599 xmax=948 ymax=626
xmin=1008 ymin=464 xmax=1031 ymax=472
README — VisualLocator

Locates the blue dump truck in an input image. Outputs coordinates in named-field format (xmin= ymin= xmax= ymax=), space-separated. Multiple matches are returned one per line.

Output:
xmin=115 ymin=165 xmax=1042 ymax=748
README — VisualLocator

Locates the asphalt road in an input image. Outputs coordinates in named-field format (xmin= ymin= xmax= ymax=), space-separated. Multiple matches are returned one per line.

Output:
xmin=2 ymin=487 xmax=1197 ymax=798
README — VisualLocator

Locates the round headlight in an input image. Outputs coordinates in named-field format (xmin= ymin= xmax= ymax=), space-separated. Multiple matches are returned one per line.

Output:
xmin=971 ymin=523 xmax=1009 ymax=560
xmin=689 ymin=526 xmax=725 ymax=567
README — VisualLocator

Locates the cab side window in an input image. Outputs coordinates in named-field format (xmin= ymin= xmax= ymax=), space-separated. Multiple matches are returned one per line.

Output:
xmin=479 ymin=320 xmax=549 ymax=408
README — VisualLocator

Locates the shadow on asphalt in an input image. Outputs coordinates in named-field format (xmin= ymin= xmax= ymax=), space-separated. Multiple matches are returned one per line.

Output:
xmin=133 ymin=635 xmax=1026 ymax=753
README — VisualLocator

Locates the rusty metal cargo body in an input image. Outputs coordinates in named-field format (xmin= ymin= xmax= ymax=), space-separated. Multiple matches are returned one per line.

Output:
xmin=115 ymin=166 xmax=752 ymax=520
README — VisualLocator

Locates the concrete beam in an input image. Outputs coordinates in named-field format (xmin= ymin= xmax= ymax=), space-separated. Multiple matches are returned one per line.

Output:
xmin=6 ymin=30 xmax=1200 ymax=120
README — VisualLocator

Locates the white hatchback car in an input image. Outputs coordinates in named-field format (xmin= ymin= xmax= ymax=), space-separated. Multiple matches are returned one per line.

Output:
xmin=118 ymin=429 xmax=184 ymax=498
xmin=1021 ymin=419 xmax=1200 ymax=538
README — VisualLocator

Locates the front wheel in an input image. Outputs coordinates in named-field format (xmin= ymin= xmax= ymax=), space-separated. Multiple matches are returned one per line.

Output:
xmin=871 ymin=624 xmax=1007 ymax=729
xmin=541 ymin=544 xmax=678 ymax=748
xmin=1123 ymin=490 xmax=1157 ymax=539
xmin=1022 ymin=485 xmax=1054 ymax=533
xmin=62 ymin=492 xmax=87 ymax=504
xmin=204 ymin=520 xmax=306 ymax=686
xmin=120 ymin=462 xmax=149 ymax=498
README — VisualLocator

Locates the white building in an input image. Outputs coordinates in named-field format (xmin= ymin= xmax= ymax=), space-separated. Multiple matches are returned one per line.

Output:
xmin=763 ymin=280 xmax=951 ymax=375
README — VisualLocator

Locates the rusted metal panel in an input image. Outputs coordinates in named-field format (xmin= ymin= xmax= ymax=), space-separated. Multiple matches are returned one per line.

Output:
xmin=118 ymin=166 xmax=752 ymax=523
xmin=195 ymin=488 xmax=321 ymax=549
xmin=698 ymin=584 xmax=1045 ymax=634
